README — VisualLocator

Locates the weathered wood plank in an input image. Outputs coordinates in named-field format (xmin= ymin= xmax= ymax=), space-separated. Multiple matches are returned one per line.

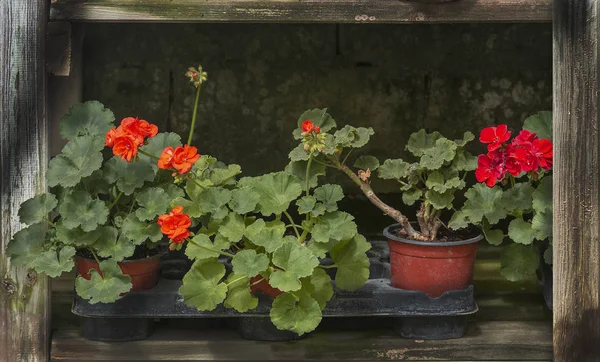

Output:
xmin=51 ymin=321 xmax=552 ymax=361
xmin=0 ymin=1 xmax=50 ymax=361
xmin=50 ymin=0 xmax=552 ymax=23
xmin=553 ymin=0 xmax=600 ymax=361
xmin=47 ymin=22 xmax=72 ymax=77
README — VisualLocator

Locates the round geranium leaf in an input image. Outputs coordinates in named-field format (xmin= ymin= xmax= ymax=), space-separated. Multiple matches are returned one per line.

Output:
xmin=270 ymin=242 xmax=319 ymax=292
xmin=270 ymin=294 xmax=322 ymax=335
xmin=121 ymin=214 xmax=162 ymax=245
xmin=18 ymin=193 xmax=58 ymax=225
xmin=231 ymin=250 xmax=269 ymax=277
xmin=244 ymin=219 xmax=286 ymax=253
xmin=58 ymin=190 xmax=108 ymax=232
xmin=500 ymin=243 xmax=539 ymax=282
xmin=6 ymin=223 xmax=47 ymax=266
xmin=47 ymin=135 xmax=105 ymax=188
xmin=103 ymin=157 xmax=156 ymax=196
xmin=239 ymin=172 xmax=303 ymax=216
xmin=224 ymin=273 xmax=258 ymax=313
xmin=33 ymin=246 xmax=76 ymax=278
xmin=331 ymin=234 xmax=371 ymax=291
xmin=135 ymin=187 xmax=172 ymax=221
xmin=75 ymin=259 xmax=132 ymax=304
xmin=60 ymin=101 xmax=114 ymax=140
xmin=179 ymin=259 xmax=227 ymax=311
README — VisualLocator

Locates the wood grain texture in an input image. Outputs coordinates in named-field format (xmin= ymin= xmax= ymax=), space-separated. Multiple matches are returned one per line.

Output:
xmin=50 ymin=0 xmax=552 ymax=23
xmin=0 ymin=1 xmax=50 ymax=361
xmin=51 ymin=321 xmax=552 ymax=361
xmin=553 ymin=0 xmax=600 ymax=361
xmin=47 ymin=22 xmax=72 ymax=77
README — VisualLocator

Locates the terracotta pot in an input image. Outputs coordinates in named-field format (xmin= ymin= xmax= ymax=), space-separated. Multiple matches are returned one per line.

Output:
xmin=75 ymin=255 xmax=162 ymax=293
xmin=384 ymin=224 xmax=481 ymax=298
xmin=250 ymin=275 xmax=283 ymax=298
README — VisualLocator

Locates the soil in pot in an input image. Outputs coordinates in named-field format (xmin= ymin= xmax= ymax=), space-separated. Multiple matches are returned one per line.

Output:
xmin=75 ymin=245 xmax=164 ymax=293
xmin=384 ymin=224 xmax=481 ymax=298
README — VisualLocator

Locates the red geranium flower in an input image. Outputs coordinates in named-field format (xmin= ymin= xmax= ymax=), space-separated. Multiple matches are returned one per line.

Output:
xmin=475 ymin=153 xmax=505 ymax=187
xmin=301 ymin=120 xmax=314 ymax=133
xmin=513 ymin=129 xmax=537 ymax=145
xmin=158 ymin=146 xmax=175 ymax=170
xmin=157 ymin=206 xmax=192 ymax=243
xmin=314 ymin=126 xmax=321 ymax=134
xmin=112 ymin=134 xmax=139 ymax=162
xmin=120 ymin=117 xmax=158 ymax=142
xmin=532 ymin=138 xmax=553 ymax=170
xmin=479 ymin=124 xmax=511 ymax=151
xmin=157 ymin=145 xmax=200 ymax=174
xmin=105 ymin=117 xmax=159 ymax=162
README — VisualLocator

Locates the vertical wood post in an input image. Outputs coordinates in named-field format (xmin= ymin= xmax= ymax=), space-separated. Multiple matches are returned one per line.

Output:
xmin=553 ymin=0 xmax=600 ymax=360
xmin=0 ymin=1 xmax=50 ymax=361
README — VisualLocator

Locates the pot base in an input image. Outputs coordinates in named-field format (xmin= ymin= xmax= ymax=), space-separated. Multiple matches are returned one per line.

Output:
xmin=393 ymin=315 xmax=468 ymax=340
xmin=80 ymin=317 xmax=154 ymax=341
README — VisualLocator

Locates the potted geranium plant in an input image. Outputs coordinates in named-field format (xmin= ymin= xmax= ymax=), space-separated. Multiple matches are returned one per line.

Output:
xmin=6 ymin=67 xmax=208 ymax=304
xmin=286 ymin=109 xmax=480 ymax=297
xmin=449 ymin=112 xmax=553 ymax=307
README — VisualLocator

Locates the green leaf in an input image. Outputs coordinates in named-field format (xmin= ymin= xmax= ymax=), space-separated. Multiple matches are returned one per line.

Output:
xmin=135 ymin=187 xmax=172 ymax=221
xmin=95 ymin=234 xmax=135 ymax=262
xmin=543 ymin=245 xmax=553 ymax=265
xmin=448 ymin=211 xmax=469 ymax=230
xmin=196 ymin=187 xmax=232 ymax=218
xmin=334 ymin=126 xmax=374 ymax=148
xmin=47 ymin=135 xmax=105 ymax=188
xmin=354 ymin=155 xmax=380 ymax=171
xmin=406 ymin=129 xmax=442 ymax=157
xmin=285 ymin=160 xmax=326 ymax=189
xmin=453 ymin=149 xmax=478 ymax=171
xmin=501 ymin=183 xmax=534 ymax=213
xmin=454 ymin=131 xmax=475 ymax=147
xmin=314 ymin=184 xmax=344 ymax=212
xmin=103 ymin=157 xmax=156 ymax=195
xmin=301 ymin=268 xmax=333 ymax=309
xmin=186 ymin=233 xmax=230 ymax=261
xmin=56 ymin=224 xmax=116 ymax=247
xmin=331 ymin=234 xmax=371 ymax=291
xmin=426 ymin=171 xmax=464 ymax=194
xmin=462 ymin=184 xmax=505 ymax=224
xmin=239 ymin=172 xmax=303 ymax=216
xmin=532 ymin=211 xmax=552 ymax=241
xmin=208 ymin=164 xmax=242 ymax=186
xmin=310 ymin=203 xmax=328 ymax=217
xmin=420 ymin=138 xmax=457 ymax=170
xmin=294 ymin=109 xmax=337 ymax=139
xmin=75 ymin=259 xmax=132 ymax=304
xmin=60 ymin=101 xmax=114 ymax=140
xmin=289 ymin=143 xmax=310 ymax=162
xmin=224 ymin=273 xmax=258 ymax=312
xmin=170 ymin=197 xmax=202 ymax=218
xmin=219 ymin=212 xmax=246 ymax=242
xmin=18 ymin=194 xmax=58 ymax=225
xmin=532 ymin=176 xmax=552 ymax=213
xmin=296 ymin=196 xmax=317 ymax=215
xmin=121 ymin=214 xmax=162 ymax=245
xmin=59 ymin=190 xmax=108 ymax=232
xmin=426 ymin=190 xmax=454 ymax=210
xmin=229 ymin=188 xmax=260 ymax=214
xmin=244 ymin=219 xmax=286 ymax=253
xmin=159 ymin=184 xmax=185 ymax=201
xmin=179 ymin=259 xmax=228 ymax=311
xmin=377 ymin=159 xmax=410 ymax=180
xmin=307 ymin=240 xmax=329 ymax=259
xmin=508 ymin=218 xmax=536 ymax=245
xmin=311 ymin=211 xmax=358 ymax=243
xmin=270 ymin=242 xmax=319 ymax=292
xmin=139 ymin=132 xmax=182 ymax=170
xmin=500 ymin=243 xmax=539 ymax=282
xmin=7 ymin=223 xmax=46 ymax=266
xmin=32 ymin=246 xmax=76 ymax=277
xmin=523 ymin=111 xmax=552 ymax=141
xmin=483 ymin=228 xmax=504 ymax=246
xmin=270 ymin=294 xmax=322 ymax=335
xmin=232 ymin=250 xmax=270 ymax=277
xmin=402 ymin=189 xmax=422 ymax=206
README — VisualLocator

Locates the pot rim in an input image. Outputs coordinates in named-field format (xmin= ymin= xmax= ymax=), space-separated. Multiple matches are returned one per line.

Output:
xmin=383 ymin=223 xmax=483 ymax=247
xmin=74 ymin=252 xmax=164 ymax=264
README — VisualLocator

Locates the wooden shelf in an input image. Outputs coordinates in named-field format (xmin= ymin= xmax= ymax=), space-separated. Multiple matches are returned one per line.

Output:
xmin=49 ymin=0 xmax=552 ymax=24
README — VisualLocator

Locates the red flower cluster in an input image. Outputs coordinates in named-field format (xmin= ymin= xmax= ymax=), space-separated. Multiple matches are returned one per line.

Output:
xmin=105 ymin=117 xmax=158 ymax=162
xmin=475 ymin=125 xmax=553 ymax=187
xmin=301 ymin=120 xmax=321 ymax=134
xmin=158 ymin=145 xmax=200 ymax=174
xmin=157 ymin=206 xmax=191 ymax=243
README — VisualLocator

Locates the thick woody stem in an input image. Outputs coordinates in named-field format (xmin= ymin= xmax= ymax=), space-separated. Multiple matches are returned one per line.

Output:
xmin=336 ymin=163 xmax=426 ymax=241
xmin=430 ymin=218 xmax=442 ymax=241
xmin=416 ymin=203 xmax=429 ymax=238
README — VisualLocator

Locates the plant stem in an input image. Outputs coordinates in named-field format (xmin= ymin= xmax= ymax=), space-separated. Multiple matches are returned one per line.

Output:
xmin=225 ymin=275 xmax=247 ymax=287
xmin=138 ymin=149 xmax=160 ymax=160
xmin=187 ymin=238 xmax=235 ymax=258
xmin=42 ymin=217 xmax=55 ymax=227
xmin=329 ymin=156 xmax=425 ymax=241
xmin=305 ymin=154 xmax=313 ymax=196
xmin=108 ymin=191 xmax=124 ymax=210
xmin=319 ymin=264 xmax=337 ymax=269
xmin=190 ymin=177 xmax=205 ymax=189
xmin=283 ymin=211 xmax=301 ymax=239
xmin=187 ymin=83 xmax=202 ymax=146
xmin=88 ymin=247 xmax=101 ymax=265
xmin=250 ymin=277 xmax=265 ymax=287
xmin=128 ymin=198 xmax=137 ymax=214
xmin=312 ymin=158 xmax=335 ymax=168
xmin=341 ymin=149 xmax=353 ymax=166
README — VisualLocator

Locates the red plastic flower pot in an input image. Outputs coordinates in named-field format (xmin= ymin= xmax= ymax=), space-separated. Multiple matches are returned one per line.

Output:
xmin=384 ymin=224 xmax=482 ymax=298
xmin=250 ymin=275 xmax=283 ymax=298
xmin=75 ymin=255 xmax=162 ymax=294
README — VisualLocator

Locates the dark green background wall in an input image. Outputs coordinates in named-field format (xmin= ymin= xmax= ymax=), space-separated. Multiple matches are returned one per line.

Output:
xmin=82 ymin=23 xmax=552 ymax=231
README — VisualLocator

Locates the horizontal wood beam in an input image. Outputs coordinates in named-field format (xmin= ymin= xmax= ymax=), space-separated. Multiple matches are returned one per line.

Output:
xmin=50 ymin=0 xmax=552 ymax=23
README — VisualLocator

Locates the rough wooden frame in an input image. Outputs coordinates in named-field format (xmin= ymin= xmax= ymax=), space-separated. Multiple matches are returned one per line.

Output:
xmin=0 ymin=1 xmax=50 ymax=361
xmin=49 ymin=0 xmax=552 ymax=23
xmin=553 ymin=0 xmax=600 ymax=360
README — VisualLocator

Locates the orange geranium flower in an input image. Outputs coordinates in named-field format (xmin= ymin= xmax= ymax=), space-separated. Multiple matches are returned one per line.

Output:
xmin=157 ymin=145 xmax=200 ymax=174
xmin=120 ymin=117 xmax=158 ymax=143
xmin=157 ymin=206 xmax=191 ymax=243
xmin=112 ymin=134 xmax=139 ymax=162
xmin=105 ymin=117 xmax=159 ymax=162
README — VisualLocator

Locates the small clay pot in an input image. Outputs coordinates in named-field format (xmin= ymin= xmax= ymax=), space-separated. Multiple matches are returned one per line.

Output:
xmin=249 ymin=275 xmax=283 ymax=298
xmin=75 ymin=255 xmax=162 ymax=293
xmin=384 ymin=224 xmax=481 ymax=298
